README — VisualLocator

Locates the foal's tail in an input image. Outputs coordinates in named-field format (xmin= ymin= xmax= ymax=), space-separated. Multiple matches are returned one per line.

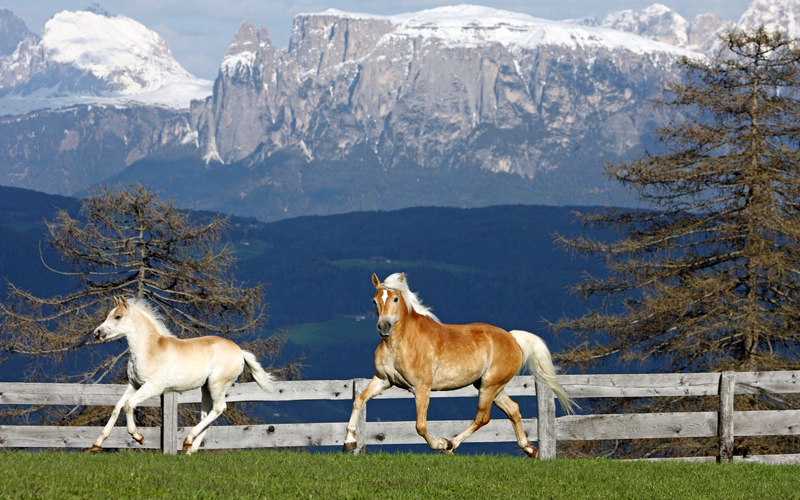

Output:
xmin=510 ymin=330 xmax=577 ymax=415
xmin=242 ymin=350 xmax=276 ymax=391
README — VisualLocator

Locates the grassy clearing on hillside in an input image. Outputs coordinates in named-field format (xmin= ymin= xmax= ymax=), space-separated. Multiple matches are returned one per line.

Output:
xmin=0 ymin=450 xmax=797 ymax=500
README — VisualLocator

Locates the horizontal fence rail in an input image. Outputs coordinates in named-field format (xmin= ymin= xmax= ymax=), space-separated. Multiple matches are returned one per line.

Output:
xmin=1 ymin=371 xmax=799 ymax=463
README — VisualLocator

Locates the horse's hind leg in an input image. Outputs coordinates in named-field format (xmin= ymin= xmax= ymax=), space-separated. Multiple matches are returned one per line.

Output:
xmin=183 ymin=384 xmax=213 ymax=453
xmin=493 ymin=390 xmax=538 ymax=458
xmin=184 ymin=381 xmax=228 ymax=455
xmin=91 ymin=383 xmax=137 ymax=451
xmin=447 ymin=384 xmax=502 ymax=454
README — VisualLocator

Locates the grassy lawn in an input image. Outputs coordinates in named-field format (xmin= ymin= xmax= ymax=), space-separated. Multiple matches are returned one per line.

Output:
xmin=0 ymin=450 xmax=797 ymax=499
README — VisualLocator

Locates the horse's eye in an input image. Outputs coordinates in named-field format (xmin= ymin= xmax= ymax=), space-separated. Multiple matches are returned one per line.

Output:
xmin=114 ymin=315 xmax=122 ymax=320
xmin=393 ymin=297 xmax=399 ymax=303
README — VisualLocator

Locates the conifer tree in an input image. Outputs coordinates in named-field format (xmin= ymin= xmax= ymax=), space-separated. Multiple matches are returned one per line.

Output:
xmin=552 ymin=27 xmax=800 ymax=457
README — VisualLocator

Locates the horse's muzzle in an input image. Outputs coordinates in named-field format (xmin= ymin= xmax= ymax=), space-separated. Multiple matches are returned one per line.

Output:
xmin=94 ymin=327 xmax=106 ymax=341
xmin=377 ymin=320 xmax=393 ymax=338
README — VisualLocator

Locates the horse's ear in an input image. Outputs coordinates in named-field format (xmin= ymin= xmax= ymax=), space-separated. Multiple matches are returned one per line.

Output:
xmin=399 ymin=273 xmax=406 ymax=283
xmin=120 ymin=297 xmax=130 ymax=309
xmin=372 ymin=273 xmax=381 ymax=289
xmin=113 ymin=296 xmax=121 ymax=307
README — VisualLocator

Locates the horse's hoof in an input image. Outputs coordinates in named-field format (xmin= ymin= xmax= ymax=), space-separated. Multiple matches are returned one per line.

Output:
xmin=439 ymin=439 xmax=455 ymax=454
xmin=343 ymin=442 xmax=358 ymax=453
xmin=134 ymin=434 xmax=144 ymax=445
xmin=89 ymin=445 xmax=102 ymax=452
xmin=182 ymin=440 xmax=193 ymax=451
xmin=524 ymin=445 xmax=539 ymax=459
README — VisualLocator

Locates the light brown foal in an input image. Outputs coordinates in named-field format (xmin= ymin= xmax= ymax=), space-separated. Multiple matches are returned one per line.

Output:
xmin=344 ymin=272 xmax=575 ymax=457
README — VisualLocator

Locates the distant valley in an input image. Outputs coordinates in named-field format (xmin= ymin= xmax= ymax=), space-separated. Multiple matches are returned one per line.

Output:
xmin=0 ymin=186 xmax=611 ymax=384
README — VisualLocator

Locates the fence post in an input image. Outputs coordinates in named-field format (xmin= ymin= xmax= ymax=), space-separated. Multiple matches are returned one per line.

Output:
xmin=718 ymin=371 xmax=735 ymax=463
xmin=161 ymin=392 xmax=178 ymax=455
xmin=536 ymin=380 xmax=557 ymax=459
xmin=353 ymin=378 xmax=370 ymax=455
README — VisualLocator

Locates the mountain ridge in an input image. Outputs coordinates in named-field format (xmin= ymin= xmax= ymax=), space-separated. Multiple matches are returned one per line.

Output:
xmin=1 ymin=1 xmax=799 ymax=222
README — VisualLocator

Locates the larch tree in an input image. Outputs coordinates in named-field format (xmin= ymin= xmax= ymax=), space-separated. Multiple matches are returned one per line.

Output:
xmin=551 ymin=27 xmax=800 ymax=458
xmin=0 ymin=184 xmax=297 ymax=426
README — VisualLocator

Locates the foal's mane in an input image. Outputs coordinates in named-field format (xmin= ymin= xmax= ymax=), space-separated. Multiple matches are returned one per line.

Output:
xmin=127 ymin=298 xmax=177 ymax=338
xmin=382 ymin=273 xmax=441 ymax=324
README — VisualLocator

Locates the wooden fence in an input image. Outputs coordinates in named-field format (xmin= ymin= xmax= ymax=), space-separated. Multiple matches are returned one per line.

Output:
xmin=1 ymin=370 xmax=799 ymax=463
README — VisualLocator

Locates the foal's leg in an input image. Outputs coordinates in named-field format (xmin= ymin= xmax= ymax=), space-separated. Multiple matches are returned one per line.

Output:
xmin=447 ymin=383 xmax=503 ymax=454
xmin=188 ymin=384 xmax=213 ymax=451
xmin=344 ymin=375 xmax=391 ymax=453
xmin=91 ymin=383 xmax=138 ymax=451
xmin=414 ymin=385 xmax=453 ymax=452
xmin=122 ymin=382 xmax=165 ymax=445
xmin=184 ymin=381 xmax=230 ymax=455
xmin=493 ymin=390 xmax=538 ymax=458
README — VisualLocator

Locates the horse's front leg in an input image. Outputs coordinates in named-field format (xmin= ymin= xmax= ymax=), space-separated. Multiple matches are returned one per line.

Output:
xmin=344 ymin=376 xmax=391 ymax=453
xmin=122 ymin=382 xmax=164 ymax=446
xmin=91 ymin=383 xmax=138 ymax=451
xmin=414 ymin=385 xmax=452 ymax=453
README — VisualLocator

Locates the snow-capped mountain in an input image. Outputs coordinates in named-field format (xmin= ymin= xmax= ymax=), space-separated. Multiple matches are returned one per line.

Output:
xmin=0 ymin=7 xmax=211 ymax=114
xmin=195 ymin=4 xmax=694 ymax=177
xmin=3 ymin=1 xmax=800 ymax=222
xmin=0 ymin=8 xmax=31 ymax=56
xmin=566 ymin=3 xmax=728 ymax=53
xmin=739 ymin=0 xmax=800 ymax=33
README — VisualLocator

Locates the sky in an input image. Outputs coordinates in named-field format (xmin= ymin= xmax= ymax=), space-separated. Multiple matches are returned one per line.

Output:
xmin=2 ymin=1 xmax=755 ymax=80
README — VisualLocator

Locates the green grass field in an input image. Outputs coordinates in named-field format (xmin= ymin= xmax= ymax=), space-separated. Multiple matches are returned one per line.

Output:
xmin=1 ymin=451 xmax=797 ymax=499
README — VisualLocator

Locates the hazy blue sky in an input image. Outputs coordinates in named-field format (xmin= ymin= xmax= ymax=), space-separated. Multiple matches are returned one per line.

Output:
xmin=3 ymin=1 xmax=754 ymax=80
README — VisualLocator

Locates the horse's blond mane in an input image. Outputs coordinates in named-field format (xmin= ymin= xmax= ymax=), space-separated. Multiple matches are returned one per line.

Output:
xmin=127 ymin=298 xmax=177 ymax=338
xmin=382 ymin=273 xmax=441 ymax=324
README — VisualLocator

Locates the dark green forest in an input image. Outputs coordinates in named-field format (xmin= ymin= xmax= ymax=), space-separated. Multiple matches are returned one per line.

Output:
xmin=0 ymin=186 xmax=611 ymax=383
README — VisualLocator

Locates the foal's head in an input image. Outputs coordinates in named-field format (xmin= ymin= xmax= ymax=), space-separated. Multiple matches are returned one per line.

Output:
xmin=94 ymin=296 xmax=133 ymax=342
xmin=371 ymin=272 xmax=439 ymax=338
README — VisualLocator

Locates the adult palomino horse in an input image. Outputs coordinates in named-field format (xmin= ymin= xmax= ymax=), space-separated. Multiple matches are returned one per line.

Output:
xmin=344 ymin=273 xmax=576 ymax=457
xmin=91 ymin=296 xmax=274 ymax=454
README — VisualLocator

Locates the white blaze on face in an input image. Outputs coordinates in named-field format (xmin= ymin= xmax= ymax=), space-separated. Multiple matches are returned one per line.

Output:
xmin=381 ymin=290 xmax=388 ymax=306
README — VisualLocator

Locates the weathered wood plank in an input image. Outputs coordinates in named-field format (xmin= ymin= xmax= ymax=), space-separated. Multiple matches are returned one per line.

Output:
xmin=0 ymin=425 xmax=160 ymax=449
xmin=176 ymin=379 xmax=359 ymax=403
xmin=557 ymin=412 xmax=718 ymax=441
xmin=718 ymin=372 xmax=735 ymax=463
xmin=0 ymin=383 xmax=160 ymax=407
xmin=363 ymin=419 xmax=538 ymax=446
xmin=536 ymin=381 xmax=556 ymax=459
xmin=161 ymin=392 xmax=179 ymax=455
xmin=187 ymin=422 xmax=347 ymax=449
xmin=733 ymin=453 xmax=800 ymax=464
xmin=558 ymin=373 xmax=721 ymax=398
xmin=624 ymin=456 xmax=718 ymax=463
xmin=733 ymin=371 xmax=800 ymax=394
xmin=734 ymin=410 xmax=800 ymax=437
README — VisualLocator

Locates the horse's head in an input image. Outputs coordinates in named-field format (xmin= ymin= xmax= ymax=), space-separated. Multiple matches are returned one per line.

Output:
xmin=93 ymin=296 xmax=133 ymax=341
xmin=371 ymin=272 xmax=408 ymax=338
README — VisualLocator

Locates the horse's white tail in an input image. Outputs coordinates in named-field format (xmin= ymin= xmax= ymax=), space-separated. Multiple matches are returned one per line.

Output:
xmin=510 ymin=330 xmax=577 ymax=415
xmin=242 ymin=351 xmax=275 ymax=391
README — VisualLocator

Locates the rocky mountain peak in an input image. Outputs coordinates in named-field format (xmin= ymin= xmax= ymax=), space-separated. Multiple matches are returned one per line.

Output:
xmin=739 ymin=0 xmax=800 ymax=33
xmin=599 ymin=3 xmax=690 ymax=47
xmin=0 ymin=8 xmax=32 ymax=56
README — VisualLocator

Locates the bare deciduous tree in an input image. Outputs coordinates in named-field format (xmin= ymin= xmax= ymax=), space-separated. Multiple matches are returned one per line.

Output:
xmin=0 ymin=184 xmax=299 ymax=426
